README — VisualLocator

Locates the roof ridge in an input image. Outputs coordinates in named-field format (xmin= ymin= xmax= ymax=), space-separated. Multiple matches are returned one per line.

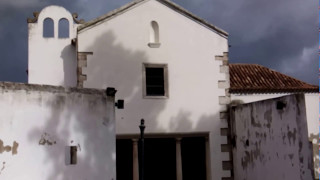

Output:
xmin=77 ymin=0 xmax=228 ymax=36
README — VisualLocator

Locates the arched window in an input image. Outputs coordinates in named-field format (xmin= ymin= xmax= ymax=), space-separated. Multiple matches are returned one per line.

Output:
xmin=43 ymin=18 xmax=54 ymax=38
xmin=58 ymin=18 xmax=69 ymax=38
xmin=150 ymin=21 xmax=159 ymax=43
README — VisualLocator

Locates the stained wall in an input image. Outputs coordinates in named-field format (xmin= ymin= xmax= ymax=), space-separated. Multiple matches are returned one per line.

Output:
xmin=0 ymin=82 xmax=116 ymax=180
xmin=231 ymin=94 xmax=314 ymax=180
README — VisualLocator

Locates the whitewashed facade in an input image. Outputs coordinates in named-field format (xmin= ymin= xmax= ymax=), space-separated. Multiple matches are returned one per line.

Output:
xmin=26 ymin=1 xmax=318 ymax=180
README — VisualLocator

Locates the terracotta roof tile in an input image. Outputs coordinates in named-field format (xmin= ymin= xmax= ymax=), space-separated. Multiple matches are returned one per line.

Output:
xmin=229 ymin=64 xmax=318 ymax=93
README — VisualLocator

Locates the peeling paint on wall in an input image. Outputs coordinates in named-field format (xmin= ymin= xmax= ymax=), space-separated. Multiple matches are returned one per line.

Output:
xmin=0 ymin=162 xmax=5 ymax=175
xmin=39 ymin=133 xmax=56 ymax=146
xmin=232 ymin=95 xmax=313 ymax=180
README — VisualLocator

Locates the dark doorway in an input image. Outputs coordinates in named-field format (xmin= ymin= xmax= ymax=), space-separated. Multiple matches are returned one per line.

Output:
xmin=181 ymin=137 xmax=207 ymax=180
xmin=116 ymin=136 xmax=207 ymax=180
xmin=116 ymin=139 xmax=133 ymax=180
xmin=144 ymin=138 xmax=176 ymax=180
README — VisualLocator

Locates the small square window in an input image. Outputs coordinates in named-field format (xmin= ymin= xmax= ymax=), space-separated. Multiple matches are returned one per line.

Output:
xmin=143 ymin=63 xmax=168 ymax=98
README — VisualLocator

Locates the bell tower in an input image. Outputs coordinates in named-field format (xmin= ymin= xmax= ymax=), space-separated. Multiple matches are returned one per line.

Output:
xmin=27 ymin=5 xmax=84 ymax=86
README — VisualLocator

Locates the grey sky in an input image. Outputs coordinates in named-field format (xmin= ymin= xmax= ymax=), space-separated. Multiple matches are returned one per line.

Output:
xmin=0 ymin=0 xmax=318 ymax=84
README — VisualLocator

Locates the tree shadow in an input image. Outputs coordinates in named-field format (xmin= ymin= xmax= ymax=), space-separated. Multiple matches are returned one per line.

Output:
xmin=26 ymin=29 xmax=226 ymax=180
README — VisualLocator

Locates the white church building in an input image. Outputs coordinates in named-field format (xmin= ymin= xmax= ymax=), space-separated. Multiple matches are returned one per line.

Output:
xmin=27 ymin=0 xmax=318 ymax=180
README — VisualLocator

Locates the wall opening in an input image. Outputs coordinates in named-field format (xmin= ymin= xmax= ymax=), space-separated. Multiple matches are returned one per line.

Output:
xmin=148 ymin=21 xmax=161 ymax=48
xmin=43 ymin=18 xmax=54 ymax=38
xmin=70 ymin=146 xmax=77 ymax=165
xmin=143 ymin=63 xmax=168 ymax=98
xmin=58 ymin=18 xmax=69 ymax=38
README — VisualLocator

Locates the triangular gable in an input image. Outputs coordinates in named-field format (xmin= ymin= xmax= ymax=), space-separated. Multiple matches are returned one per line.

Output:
xmin=77 ymin=0 xmax=228 ymax=37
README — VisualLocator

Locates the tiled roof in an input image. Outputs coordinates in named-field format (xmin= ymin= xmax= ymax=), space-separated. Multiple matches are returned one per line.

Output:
xmin=229 ymin=64 xmax=318 ymax=93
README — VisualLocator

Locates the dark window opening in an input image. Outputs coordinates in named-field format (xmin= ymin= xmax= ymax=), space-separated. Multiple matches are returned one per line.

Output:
xmin=70 ymin=146 xmax=77 ymax=165
xmin=58 ymin=18 xmax=69 ymax=38
xmin=43 ymin=18 xmax=54 ymax=38
xmin=146 ymin=67 xmax=165 ymax=96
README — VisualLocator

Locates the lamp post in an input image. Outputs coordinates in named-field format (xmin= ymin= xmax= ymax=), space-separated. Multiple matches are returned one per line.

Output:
xmin=139 ymin=119 xmax=145 ymax=180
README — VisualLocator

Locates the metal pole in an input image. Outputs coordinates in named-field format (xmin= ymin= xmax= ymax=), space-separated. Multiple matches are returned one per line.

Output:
xmin=139 ymin=119 xmax=145 ymax=180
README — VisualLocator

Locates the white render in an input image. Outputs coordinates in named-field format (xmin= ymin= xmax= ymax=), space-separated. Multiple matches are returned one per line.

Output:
xmin=28 ymin=5 xmax=78 ymax=87
xmin=77 ymin=0 xmax=229 ymax=179
xmin=231 ymin=93 xmax=319 ymax=178
xmin=0 ymin=83 xmax=116 ymax=180
xmin=26 ymin=2 xmax=318 ymax=180
xmin=231 ymin=94 xmax=314 ymax=180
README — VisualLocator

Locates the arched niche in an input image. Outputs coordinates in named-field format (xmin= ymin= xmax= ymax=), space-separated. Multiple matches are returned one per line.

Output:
xmin=148 ymin=21 xmax=161 ymax=48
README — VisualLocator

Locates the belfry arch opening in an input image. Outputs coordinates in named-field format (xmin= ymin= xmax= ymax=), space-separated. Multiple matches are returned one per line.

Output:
xmin=58 ymin=18 xmax=69 ymax=38
xmin=43 ymin=18 xmax=54 ymax=38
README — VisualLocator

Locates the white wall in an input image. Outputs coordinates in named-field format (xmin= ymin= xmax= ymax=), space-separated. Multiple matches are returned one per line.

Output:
xmin=231 ymin=94 xmax=314 ymax=180
xmin=231 ymin=93 xmax=319 ymax=178
xmin=28 ymin=6 xmax=78 ymax=87
xmin=78 ymin=0 xmax=229 ymax=179
xmin=0 ymin=82 xmax=116 ymax=180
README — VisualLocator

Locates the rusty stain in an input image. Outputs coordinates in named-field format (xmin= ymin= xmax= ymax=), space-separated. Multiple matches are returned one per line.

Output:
xmin=12 ymin=141 xmax=19 ymax=155
xmin=3 ymin=145 xmax=11 ymax=152
xmin=0 ymin=162 xmax=5 ymax=175
xmin=0 ymin=140 xmax=18 ymax=155
xmin=0 ymin=140 xmax=3 ymax=153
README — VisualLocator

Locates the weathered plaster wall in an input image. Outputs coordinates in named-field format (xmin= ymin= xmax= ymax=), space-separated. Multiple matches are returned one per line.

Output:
xmin=231 ymin=93 xmax=319 ymax=178
xmin=0 ymin=82 xmax=116 ymax=180
xmin=28 ymin=5 xmax=78 ymax=86
xmin=77 ymin=1 xmax=230 ymax=179
xmin=231 ymin=94 xmax=314 ymax=180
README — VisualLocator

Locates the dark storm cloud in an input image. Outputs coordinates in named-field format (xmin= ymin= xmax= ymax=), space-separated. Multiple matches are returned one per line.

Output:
xmin=0 ymin=0 xmax=317 ymax=84
xmin=171 ymin=0 xmax=318 ymax=84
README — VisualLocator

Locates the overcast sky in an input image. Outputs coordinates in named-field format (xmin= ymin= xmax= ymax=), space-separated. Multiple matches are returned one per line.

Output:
xmin=0 ymin=0 xmax=318 ymax=84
